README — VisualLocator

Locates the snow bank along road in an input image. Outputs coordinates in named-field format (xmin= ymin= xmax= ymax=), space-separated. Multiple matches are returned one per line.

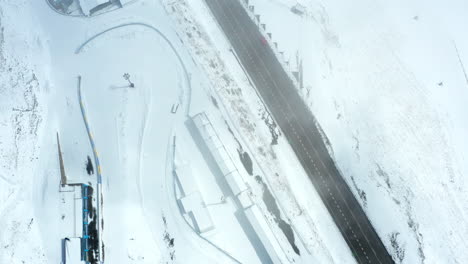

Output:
xmin=204 ymin=0 xmax=394 ymax=263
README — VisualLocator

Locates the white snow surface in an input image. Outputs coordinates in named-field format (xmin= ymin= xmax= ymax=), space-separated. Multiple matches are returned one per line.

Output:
xmin=0 ymin=0 xmax=50 ymax=263
xmin=243 ymin=0 xmax=468 ymax=263
xmin=2 ymin=0 xmax=467 ymax=263
xmin=2 ymin=0 xmax=305 ymax=263
xmin=1 ymin=0 xmax=247 ymax=263
xmin=29 ymin=0 xmax=241 ymax=262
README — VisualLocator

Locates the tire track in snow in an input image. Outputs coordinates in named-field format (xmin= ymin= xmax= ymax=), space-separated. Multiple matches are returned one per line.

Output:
xmin=453 ymin=42 xmax=468 ymax=89
xmin=75 ymin=22 xmax=192 ymax=117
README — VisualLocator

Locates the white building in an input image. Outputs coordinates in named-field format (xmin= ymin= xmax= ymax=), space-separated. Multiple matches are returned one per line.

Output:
xmin=180 ymin=192 xmax=214 ymax=233
xmin=192 ymin=113 xmax=248 ymax=197
xmin=175 ymin=164 xmax=214 ymax=233
xmin=244 ymin=205 xmax=285 ymax=264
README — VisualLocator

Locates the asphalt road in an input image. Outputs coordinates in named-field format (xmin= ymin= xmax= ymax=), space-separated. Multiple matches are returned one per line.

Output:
xmin=204 ymin=0 xmax=395 ymax=263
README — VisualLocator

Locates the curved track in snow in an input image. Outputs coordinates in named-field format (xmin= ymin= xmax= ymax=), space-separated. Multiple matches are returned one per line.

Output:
xmin=75 ymin=22 xmax=191 ymax=116
xmin=74 ymin=22 xmax=238 ymax=263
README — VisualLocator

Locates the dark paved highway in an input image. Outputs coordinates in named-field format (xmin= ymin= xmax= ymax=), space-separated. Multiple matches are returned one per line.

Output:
xmin=204 ymin=0 xmax=395 ymax=263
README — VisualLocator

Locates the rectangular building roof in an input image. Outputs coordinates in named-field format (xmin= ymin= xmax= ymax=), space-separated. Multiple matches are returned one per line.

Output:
xmin=180 ymin=192 xmax=214 ymax=233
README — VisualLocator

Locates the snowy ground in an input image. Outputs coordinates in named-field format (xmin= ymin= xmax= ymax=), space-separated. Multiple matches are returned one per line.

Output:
xmin=0 ymin=1 xmax=50 ymax=263
xmin=2 ymin=0 xmax=319 ymax=263
xmin=2 ymin=0 xmax=467 ymax=263
xmin=27 ymin=0 xmax=252 ymax=262
xmin=229 ymin=0 xmax=468 ymax=263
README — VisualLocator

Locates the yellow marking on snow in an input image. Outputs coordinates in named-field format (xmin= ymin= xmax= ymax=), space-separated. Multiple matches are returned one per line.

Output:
xmin=98 ymin=165 xmax=101 ymax=174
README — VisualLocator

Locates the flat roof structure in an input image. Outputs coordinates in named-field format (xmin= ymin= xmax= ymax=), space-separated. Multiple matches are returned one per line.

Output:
xmin=244 ymin=205 xmax=284 ymax=264
xmin=175 ymin=164 xmax=198 ymax=195
xmin=180 ymin=192 xmax=214 ymax=233
xmin=237 ymin=190 xmax=253 ymax=209
xmin=225 ymin=171 xmax=247 ymax=196
xmin=191 ymin=113 xmax=248 ymax=197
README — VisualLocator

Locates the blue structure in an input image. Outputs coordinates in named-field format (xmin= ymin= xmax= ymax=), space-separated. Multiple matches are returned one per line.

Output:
xmin=60 ymin=184 xmax=93 ymax=264
xmin=81 ymin=184 xmax=92 ymax=263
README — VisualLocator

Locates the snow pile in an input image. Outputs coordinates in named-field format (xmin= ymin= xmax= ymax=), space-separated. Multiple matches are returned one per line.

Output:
xmin=0 ymin=0 xmax=51 ymax=263
xmin=244 ymin=0 xmax=468 ymax=263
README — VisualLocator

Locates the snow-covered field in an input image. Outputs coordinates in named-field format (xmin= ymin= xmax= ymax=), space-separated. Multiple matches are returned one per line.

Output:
xmin=1 ymin=0 xmax=467 ymax=263
xmin=234 ymin=0 xmax=468 ymax=263
xmin=1 ymin=0 xmax=246 ymax=262
xmin=0 ymin=1 xmax=50 ymax=263
xmin=3 ymin=0 xmax=321 ymax=263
